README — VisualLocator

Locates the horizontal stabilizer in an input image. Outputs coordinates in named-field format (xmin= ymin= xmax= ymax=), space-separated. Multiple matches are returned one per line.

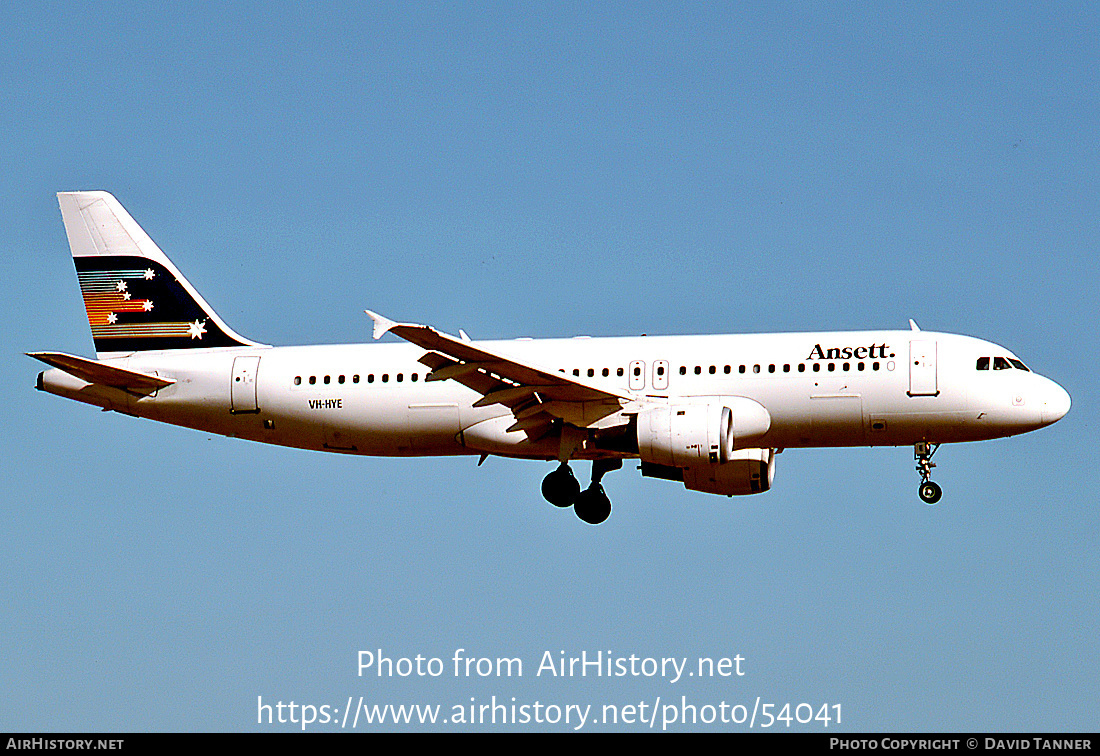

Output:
xmin=27 ymin=351 xmax=174 ymax=392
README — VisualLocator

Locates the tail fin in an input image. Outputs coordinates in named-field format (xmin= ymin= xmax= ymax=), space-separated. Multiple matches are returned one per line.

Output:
xmin=58 ymin=191 xmax=261 ymax=357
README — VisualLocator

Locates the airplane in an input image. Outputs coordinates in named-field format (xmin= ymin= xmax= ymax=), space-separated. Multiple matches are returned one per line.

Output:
xmin=30 ymin=191 xmax=1071 ymax=524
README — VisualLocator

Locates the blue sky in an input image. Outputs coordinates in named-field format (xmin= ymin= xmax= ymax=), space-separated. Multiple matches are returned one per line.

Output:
xmin=2 ymin=1 xmax=1097 ymax=731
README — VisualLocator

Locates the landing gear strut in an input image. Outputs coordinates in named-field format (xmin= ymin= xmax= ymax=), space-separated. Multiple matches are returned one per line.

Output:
xmin=914 ymin=442 xmax=943 ymax=505
xmin=541 ymin=459 xmax=621 ymax=524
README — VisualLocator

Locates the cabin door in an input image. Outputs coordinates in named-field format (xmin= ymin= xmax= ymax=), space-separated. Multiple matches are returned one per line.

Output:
xmin=908 ymin=340 xmax=938 ymax=396
xmin=230 ymin=356 xmax=260 ymax=413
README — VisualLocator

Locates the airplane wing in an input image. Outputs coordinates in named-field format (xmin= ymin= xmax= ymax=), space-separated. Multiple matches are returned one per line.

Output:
xmin=365 ymin=311 xmax=632 ymax=433
xmin=28 ymin=351 xmax=174 ymax=394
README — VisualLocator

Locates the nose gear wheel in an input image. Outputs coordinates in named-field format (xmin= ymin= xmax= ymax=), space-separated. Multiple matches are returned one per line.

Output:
xmin=918 ymin=480 xmax=942 ymax=504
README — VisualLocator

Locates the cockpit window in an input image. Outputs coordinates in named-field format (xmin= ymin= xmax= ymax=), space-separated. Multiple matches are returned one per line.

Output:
xmin=980 ymin=355 xmax=1030 ymax=372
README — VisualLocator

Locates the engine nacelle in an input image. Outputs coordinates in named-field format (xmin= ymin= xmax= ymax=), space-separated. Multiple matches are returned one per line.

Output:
xmin=682 ymin=447 xmax=775 ymax=496
xmin=636 ymin=396 xmax=771 ymax=467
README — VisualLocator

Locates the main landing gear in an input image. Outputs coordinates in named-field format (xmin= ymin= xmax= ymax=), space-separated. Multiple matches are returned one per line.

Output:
xmin=914 ymin=442 xmax=943 ymax=505
xmin=542 ymin=459 xmax=622 ymax=525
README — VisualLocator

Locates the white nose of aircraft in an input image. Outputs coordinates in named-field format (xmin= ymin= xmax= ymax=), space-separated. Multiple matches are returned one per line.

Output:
xmin=1040 ymin=378 xmax=1071 ymax=426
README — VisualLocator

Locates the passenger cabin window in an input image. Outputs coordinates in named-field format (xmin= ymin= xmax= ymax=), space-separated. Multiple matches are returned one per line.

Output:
xmin=338 ymin=355 xmax=932 ymax=387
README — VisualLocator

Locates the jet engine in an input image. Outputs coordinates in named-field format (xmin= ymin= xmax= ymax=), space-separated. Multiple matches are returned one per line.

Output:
xmin=681 ymin=447 xmax=775 ymax=495
xmin=640 ymin=447 xmax=776 ymax=497
xmin=636 ymin=396 xmax=771 ymax=467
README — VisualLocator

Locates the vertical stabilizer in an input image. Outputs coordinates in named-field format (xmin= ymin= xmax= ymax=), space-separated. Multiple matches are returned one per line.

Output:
xmin=57 ymin=191 xmax=261 ymax=357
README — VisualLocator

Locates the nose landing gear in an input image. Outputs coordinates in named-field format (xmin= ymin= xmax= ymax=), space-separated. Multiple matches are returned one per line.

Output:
xmin=541 ymin=459 xmax=622 ymax=524
xmin=914 ymin=442 xmax=943 ymax=505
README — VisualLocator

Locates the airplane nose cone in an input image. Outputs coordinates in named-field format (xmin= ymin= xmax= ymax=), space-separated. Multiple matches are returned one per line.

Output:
xmin=1041 ymin=381 xmax=1071 ymax=425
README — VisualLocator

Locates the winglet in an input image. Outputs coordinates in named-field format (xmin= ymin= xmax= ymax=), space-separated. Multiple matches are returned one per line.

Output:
xmin=364 ymin=310 xmax=398 ymax=340
xmin=909 ymin=319 xmax=921 ymax=331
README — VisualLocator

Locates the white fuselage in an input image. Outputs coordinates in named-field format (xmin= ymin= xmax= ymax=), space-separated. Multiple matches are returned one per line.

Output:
xmin=38 ymin=329 xmax=1070 ymax=460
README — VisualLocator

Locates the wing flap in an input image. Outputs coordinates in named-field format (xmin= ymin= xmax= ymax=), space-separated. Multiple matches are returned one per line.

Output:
xmin=27 ymin=351 xmax=174 ymax=393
